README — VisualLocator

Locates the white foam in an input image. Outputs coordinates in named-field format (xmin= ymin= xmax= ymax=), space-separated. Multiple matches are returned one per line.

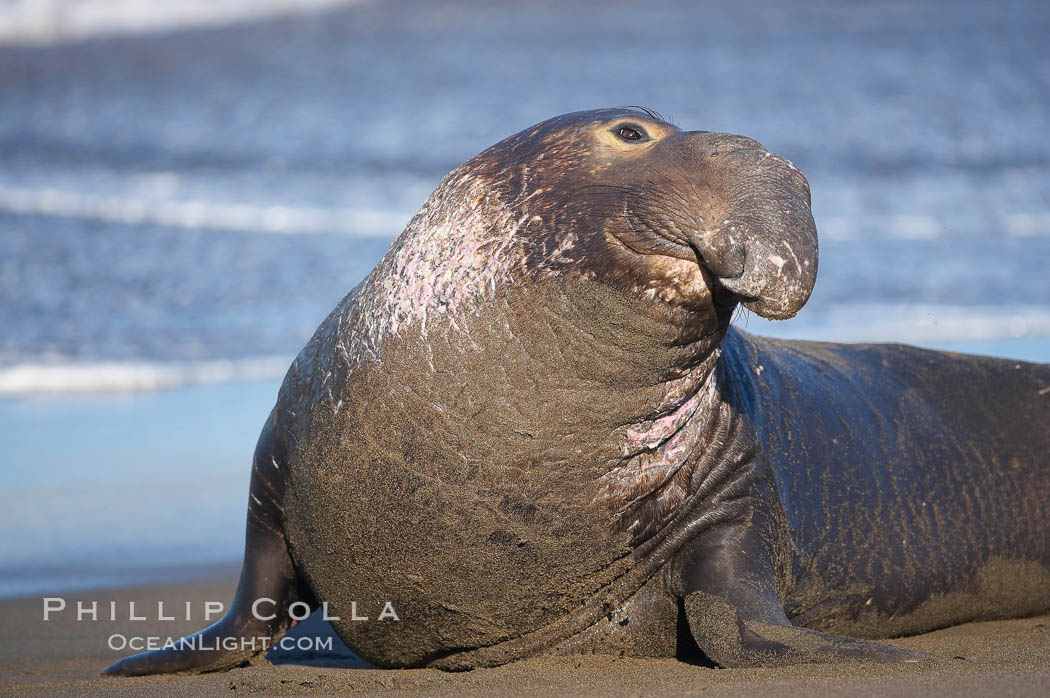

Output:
xmin=747 ymin=304 xmax=1050 ymax=344
xmin=817 ymin=216 xmax=854 ymax=242
xmin=814 ymin=213 xmax=1050 ymax=240
xmin=886 ymin=215 xmax=941 ymax=240
xmin=0 ymin=356 xmax=289 ymax=395
xmin=0 ymin=0 xmax=365 ymax=45
xmin=1005 ymin=212 xmax=1050 ymax=238
xmin=0 ymin=186 xmax=410 ymax=237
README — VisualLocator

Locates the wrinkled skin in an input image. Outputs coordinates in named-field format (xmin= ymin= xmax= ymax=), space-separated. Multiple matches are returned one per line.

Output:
xmin=104 ymin=109 xmax=1050 ymax=676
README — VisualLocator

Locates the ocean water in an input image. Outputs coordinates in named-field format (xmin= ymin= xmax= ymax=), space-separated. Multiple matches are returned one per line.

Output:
xmin=1 ymin=0 xmax=1048 ymax=596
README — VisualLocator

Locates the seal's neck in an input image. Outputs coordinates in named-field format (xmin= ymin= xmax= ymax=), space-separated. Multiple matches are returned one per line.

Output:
xmin=597 ymin=340 xmax=746 ymax=545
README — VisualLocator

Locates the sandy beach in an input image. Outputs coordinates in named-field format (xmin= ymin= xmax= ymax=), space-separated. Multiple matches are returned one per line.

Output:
xmin=0 ymin=576 xmax=1046 ymax=697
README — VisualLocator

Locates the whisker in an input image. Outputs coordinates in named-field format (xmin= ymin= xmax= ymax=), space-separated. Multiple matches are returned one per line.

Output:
xmin=619 ymin=105 xmax=671 ymax=124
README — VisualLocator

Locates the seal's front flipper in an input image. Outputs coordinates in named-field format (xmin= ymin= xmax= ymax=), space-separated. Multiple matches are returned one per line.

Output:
xmin=103 ymin=416 xmax=313 ymax=676
xmin=675 ymin=480 xmax=926 ymax=668
xmin=682 ymin=590 xmax=924 ymax=667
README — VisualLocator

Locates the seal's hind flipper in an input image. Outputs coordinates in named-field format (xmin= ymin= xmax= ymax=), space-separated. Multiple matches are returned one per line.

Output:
xmin=103 ymin=415 xmax=313 ymax=676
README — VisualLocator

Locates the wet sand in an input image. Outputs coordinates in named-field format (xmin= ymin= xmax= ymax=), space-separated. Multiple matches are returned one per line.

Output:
xmin=1 ymin=577 xmax=1047 ymax=697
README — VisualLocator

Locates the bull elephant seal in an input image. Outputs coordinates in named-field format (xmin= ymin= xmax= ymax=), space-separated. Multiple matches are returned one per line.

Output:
xmin=104 ymin=108 xmax=1050 ymax=675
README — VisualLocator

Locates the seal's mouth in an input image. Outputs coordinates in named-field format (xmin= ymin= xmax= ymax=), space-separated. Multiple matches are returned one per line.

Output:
xmin=695 ymin=254 xmax=743 ymax=329
xmin=604 ymin=225 xmax=742 ymax=327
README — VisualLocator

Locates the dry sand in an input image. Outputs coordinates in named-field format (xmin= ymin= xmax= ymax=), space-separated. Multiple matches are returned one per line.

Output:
xmin=0 ymin=576 xmax=1047 ymax=697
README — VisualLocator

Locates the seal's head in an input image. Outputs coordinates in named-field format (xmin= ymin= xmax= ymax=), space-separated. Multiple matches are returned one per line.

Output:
xmin=282 ymin=108 xmax=819 ymax=668
xmin=464 ymin=107 xmax=818 ymax=322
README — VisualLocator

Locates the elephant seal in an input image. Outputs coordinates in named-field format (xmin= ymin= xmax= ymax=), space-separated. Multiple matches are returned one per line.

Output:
xmin=104 ymin=108 xmax=1050 ymax=675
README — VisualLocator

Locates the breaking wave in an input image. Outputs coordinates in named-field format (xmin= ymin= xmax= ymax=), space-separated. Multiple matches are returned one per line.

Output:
xmin=0 ymin=356 xmax=290 ymax=395
xmin=2 ymin=305 xmax=1046 ymax=396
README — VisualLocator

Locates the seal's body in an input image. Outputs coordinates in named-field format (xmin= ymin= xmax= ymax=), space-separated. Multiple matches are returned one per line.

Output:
xmin=104 ymin=109 xmax=1050 ymax=675
xmin=719 ymin=332 xmax=1050 ymax=641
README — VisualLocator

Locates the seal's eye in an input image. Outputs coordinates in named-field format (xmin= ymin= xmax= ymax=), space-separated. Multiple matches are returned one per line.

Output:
xmin=614 ymin=124 xmax=650 ymax=143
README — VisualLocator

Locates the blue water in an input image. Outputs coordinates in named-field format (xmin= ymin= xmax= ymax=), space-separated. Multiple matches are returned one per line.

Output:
xmin=0 ymin=0 xmax=1048 ymax=596
xmin=0 ymin=380 xmax=276 ymax=596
